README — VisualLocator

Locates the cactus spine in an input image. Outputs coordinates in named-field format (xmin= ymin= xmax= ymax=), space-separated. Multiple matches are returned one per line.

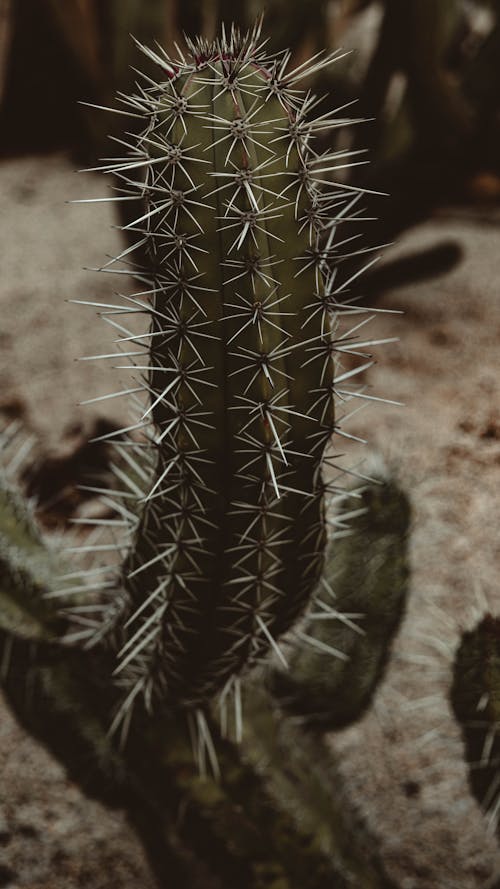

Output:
xmin=72 ymin=22 xmax=379 ymax=717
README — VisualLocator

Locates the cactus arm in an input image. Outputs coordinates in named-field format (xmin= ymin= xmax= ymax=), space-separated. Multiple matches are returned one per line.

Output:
xmin=0 ymin=478 xmax=64 ymax=643
xmin=85 ymin=25 xmax=377 ymax=718
xmin=269 ymin=476 xmax=410 ymax=729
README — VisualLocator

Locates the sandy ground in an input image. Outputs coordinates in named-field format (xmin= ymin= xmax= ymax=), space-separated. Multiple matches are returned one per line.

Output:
xmin=1 ymin=153 xmax=500 ymax=887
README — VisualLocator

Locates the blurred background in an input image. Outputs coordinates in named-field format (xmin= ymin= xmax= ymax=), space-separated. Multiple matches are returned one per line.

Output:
xmin=3 ymin=0 xmax=500 ymax=232
xmin=1 ymin=2 xmax=500 ymax=888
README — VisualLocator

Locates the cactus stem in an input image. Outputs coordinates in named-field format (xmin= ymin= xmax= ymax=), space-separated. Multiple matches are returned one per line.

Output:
xmin=64 ymin=21 xmax=395 ymax=716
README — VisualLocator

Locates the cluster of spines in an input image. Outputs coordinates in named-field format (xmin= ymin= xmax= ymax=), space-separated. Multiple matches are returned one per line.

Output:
xmin=63 ymin=21 xmax=396 ymax=724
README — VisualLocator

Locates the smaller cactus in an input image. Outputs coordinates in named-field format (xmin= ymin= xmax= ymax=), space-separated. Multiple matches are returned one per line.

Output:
xmin=67 ymin=20 xmax=392 ymax=724
xmin=269 ymin=470 xmax=410 ymax=729
xmin=0 ymin=474 xmax=61 ymax=646
xmin=451 ymin=615 xmax=500 ymax=833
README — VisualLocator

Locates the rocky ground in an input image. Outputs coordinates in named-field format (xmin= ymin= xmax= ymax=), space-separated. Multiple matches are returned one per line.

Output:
xmin=1 ymin=153 xmax=500 ymax=887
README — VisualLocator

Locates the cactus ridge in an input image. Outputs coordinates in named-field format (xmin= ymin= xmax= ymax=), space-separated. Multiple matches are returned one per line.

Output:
xmin=66 ymin=21 xmax=387 ymax=718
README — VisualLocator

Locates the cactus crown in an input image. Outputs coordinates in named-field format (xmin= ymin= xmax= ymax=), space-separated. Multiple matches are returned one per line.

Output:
xmin=67 ymin=20 xmax=384 ymax=729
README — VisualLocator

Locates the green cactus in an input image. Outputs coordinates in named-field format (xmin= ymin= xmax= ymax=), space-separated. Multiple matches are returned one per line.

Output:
xmin=451 ymin=615 xmax=500 ymax=833
xmin=69 ymin=21 xmax=386 ymax=721
xmin=268 ymin=472 xmax=410 ymax=729
xmin=0 ymin=474 xmax=63 ymax=645
xmin=0 ymin=443 xmax=398 ymax=888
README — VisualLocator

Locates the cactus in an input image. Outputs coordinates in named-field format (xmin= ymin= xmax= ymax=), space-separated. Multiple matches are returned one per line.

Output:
xmin=451 ymin=615 xmax=500 ymax=833
xmin=268 ymin=471 xmax=410 ymax=729
xmin=68 ymin=20 xmax=386 ymax=721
